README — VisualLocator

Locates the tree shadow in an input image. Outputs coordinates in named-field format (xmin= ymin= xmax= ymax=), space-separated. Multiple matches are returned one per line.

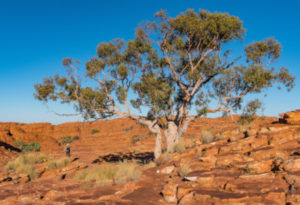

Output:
xmin=92 ymin=151 xmax=154 ymax=164
xmin=0 ymin=140 xmax=21 ymax=152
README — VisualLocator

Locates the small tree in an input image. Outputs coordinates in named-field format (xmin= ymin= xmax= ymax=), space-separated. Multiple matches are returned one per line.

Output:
xmin=34 ymin=9 xmax=295 ymax=160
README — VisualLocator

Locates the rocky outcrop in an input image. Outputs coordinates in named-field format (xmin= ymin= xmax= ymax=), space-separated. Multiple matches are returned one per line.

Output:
xmin=280 ymin=110 xmax=300 ymax=125
xmin=0 ymin=113 xmax=300 ymax=204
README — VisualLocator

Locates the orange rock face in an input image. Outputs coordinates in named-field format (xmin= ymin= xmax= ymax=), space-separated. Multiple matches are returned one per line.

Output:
xmin=279 ymin=109 xmax=300 ymax=125
xmin=0 ymin=112 xmax=299 ymax=204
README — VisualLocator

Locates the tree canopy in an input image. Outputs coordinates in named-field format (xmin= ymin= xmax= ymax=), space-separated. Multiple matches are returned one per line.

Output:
xmin=34 ymin=9 xmax=295 ymax=159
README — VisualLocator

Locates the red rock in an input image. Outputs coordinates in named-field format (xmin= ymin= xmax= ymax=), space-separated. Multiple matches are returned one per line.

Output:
xmin=161 ymin=182 xmax=178 ymax=203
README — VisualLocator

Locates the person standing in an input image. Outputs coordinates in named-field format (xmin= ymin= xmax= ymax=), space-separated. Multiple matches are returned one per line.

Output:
xmin=65 ymin=143 xmax=71 ymax=157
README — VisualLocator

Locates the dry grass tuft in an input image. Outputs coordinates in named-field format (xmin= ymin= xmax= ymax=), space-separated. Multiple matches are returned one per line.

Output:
xmin=200 ymin=129 xmax=216 ymax=144
xmin=155 ymin=153 xmax=172 ymax=166
xmin=178 ymin=162 xmax=191 ymax=177
xmin=46 ymin=157 xmax=70 ymax=170
xmin=6 ymin=153 xmax=48 ymax=179
xmin=74 ymin=161 xmax=141 ymax=186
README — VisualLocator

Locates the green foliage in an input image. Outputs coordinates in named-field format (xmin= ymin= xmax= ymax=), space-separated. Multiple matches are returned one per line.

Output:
xmin=91 ymin=129 xmax=100 ymax=134
xmin=60 ymin=136 xmax=80 ymax=145
xmin=34 ymin=9 xmax=295 ymax=160
xmin=238 ymin=99 xmax=262 ymax=125
xmin=14 ymin=141 xmax=41 ymax=152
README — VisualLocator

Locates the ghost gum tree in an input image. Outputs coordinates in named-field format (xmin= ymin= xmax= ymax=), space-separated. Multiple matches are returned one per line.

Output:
xmin=34 ymin=9 xmax=295 ymax=160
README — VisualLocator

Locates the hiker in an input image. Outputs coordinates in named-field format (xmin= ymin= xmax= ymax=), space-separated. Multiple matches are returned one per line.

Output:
xmin=65 ymin=143 xmax=71 ymax=157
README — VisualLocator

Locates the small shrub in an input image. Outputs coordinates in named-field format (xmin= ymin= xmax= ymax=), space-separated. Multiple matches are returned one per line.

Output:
xmin=200 ymin=130 xmax=215 ymax=144
xmin=74 ymin=161 xmax=141 ymax=186
xmin=17 ymin=164 xmax=38 ymax=179
xmin=237 ymin=99 xmax=262 ymax=125
xmin=46 ymin=157 xmax=70 ymax=170
xmin=172 ymin=139 xmax=186 ymax=153
xmin=244 ymin=164 xmax=253 ymax=174
xmin=61 ymin=136 xmax=73 ymax=144
xmin=73 ymin=136 xmax=80 ymax=140
xmin=14 ymin=141 xmax=27 ymax=148
xmin=60 ymin=136 xmax=80 ymax=145
xmin=91 ymin=129 xmax=100 ymax=134
xmin=115 ymin=161 xmax=141 ymax=184
xmin=131 ymin=135 xmax=146 ymax=145
xmin=6 ymin=153 xmax=48 ymax=179
xmin=156 ymin=153 xmax=171 ymax=166
xmin=178 ymin=162 xmax=191 ymax=178
xmin=14 ymin=141 xmax=41 ymax=152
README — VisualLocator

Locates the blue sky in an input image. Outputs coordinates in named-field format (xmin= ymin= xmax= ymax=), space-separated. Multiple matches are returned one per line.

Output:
xmin=0 ymin=0 xmax=299 ymax=124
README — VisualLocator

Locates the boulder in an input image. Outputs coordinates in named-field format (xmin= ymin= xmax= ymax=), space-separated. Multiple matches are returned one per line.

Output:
xmin=279 ymin=110 xmax=300 ymax=125
xmin=161 ymin=182 xmax=178 ymax=203
xmin=178 ymin=192 xmax=195 ymax=205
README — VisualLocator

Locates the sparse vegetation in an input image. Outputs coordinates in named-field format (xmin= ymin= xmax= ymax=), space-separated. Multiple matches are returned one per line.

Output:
xmin=14 ymin=141 xmax=41 ymax=152
xmin=60 ymin=136 xmax=80 ymax=145
xmin=46 ymin=157 xmax=70 ymax=170
xmin=6 ymin=153 xmax=48 ymax=179
xmin=238 ymin=100 xmax=262 ymax=125
xmin=171 ymin=139 xmax=186 ymax=153
xmin=244 ymin=164 xmax=253 ymax=174
xmin=74 ymin=161 xmax=141 ymax=186
xmin=185 ymin=137 xmax=196 ymax=149
xmin=91 ymin=129 xmax=100 ymax=134
xmin=131 ymin=134 xmax=146 ymax=145
xmin=155 ymin=153 xmax=171 ymax=166
xmin=200 ymin=129 xmax=216 ymax=144
xmin=178 ymin=162 xmax=191 ymax=177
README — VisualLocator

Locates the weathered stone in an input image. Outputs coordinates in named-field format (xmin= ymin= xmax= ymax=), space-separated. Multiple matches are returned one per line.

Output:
xmin=178 ymin=192 xmax=195 ymax=205
xmin=161 ymin=182 xmax=178 ymax=203
xmin=246 ymin=159 xmax=273 ymax=173
xmin=177 ymin=187 xmax=193 ymax=201
xmin=184 ymin=176 xmax=197 ymax=182
xmin=196 ymin=176 xmax=215 ymax=188
xmin=284 ymin=159 xmax=300 ymax=172
xmin=161 ymin=165 xmax=175 ymax=174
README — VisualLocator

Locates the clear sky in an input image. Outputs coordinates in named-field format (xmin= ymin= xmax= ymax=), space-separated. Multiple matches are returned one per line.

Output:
xmin=0 ymin=0 xmax=299 ymax=124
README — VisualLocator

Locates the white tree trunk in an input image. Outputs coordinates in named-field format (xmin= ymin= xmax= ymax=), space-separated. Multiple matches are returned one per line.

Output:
xmin=154 ymin=131 xmax=162 ymax=161
xmin=164 ymin=121 xmax=179 ymax=152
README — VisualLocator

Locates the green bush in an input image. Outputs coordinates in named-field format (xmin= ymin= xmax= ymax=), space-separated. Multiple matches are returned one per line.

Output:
xmin=91 ymin=129 xmax=100 ymax=134
xmin=13 ymin=141 xmax=41 ymax=152
xmin=61 ymin=136 xmax=73 ymax=144
xmin=60 ymin=136 xmax=80 ymax=145
xmin=73 ymin=135 xmax=80 ymax=140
